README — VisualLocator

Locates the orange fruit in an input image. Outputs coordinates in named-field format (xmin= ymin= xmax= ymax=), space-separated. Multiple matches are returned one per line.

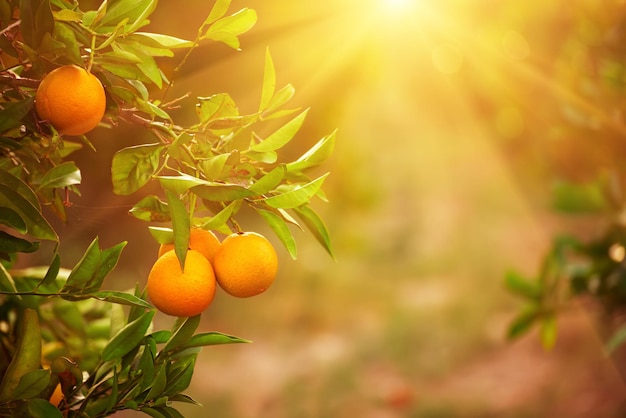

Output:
xmin=147 ymin=249 xmax=216 ymax=316
xmin=49 ymin=383 xmax=63 ymax=406
xmin=35 ymin=65 xmax=106 ymax=136
xmin=158 ymin=228 xmax=220 ymax=263
xmin=213 ymin=232 xmax=278 ymax=298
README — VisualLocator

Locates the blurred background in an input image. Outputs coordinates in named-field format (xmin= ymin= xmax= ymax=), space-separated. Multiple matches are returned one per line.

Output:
xmin=53 ymin=0 xmax=626 ymax=416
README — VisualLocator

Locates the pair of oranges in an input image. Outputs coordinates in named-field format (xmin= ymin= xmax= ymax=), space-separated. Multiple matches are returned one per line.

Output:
xmin=147 ymin=229 xmax=279 ymax=317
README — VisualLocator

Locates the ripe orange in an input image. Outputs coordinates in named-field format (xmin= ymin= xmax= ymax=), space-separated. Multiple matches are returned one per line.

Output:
xmin=147 ymin=249 xmax=216 ymax=316
xmin=213 ymin=232 xmax=278 ymax=298
xmin=49 ymin=383 xmax=63 ymax=406
xmin=158 ymin=228 xmax=220 ymax=263
xmin=35 ymin=65 xmax=106 ymax=136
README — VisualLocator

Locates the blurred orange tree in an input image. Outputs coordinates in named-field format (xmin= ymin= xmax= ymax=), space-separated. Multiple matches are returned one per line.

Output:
xmin=504 ymin=2 xmax=626 ymax=354
xmin=0 ymin=0 xmax=334 ymax=416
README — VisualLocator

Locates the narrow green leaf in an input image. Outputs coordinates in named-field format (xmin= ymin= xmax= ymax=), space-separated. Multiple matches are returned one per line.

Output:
xmin=112 ymin=144 xmax=164 ymax=195
xmin=262 ymin=173 xmax=330 ymax=209
xmin=38 ymin=161 xmax=81 ymax=190
xmin=540 ymin=314 xmax=558 ymax=350
xmin=157 ymin=174 xmax=207 ymax=195
xmin=102 ymin=310 xmax=155 ymax=362
xmin=204 ymin=0 xmax=232 ymax=25
xmin=190 ymin=183 xmax=257 ymax=202
xmin=256 ymin=209 xmax=297 ymax=259
xmin=0 ymin=207 xmax=26 ymax=233
xmin=0 ymin=263 xmax=18 ymax=293
xmin=19 ymin=0 xmax=54 ymax=48
xmin=259 ymin=47 xmax=276 ymax=112
xmin=0 ymin=97 xmax=35 ymax=133
xmin=64 ymin=238 xmax=101 ymax=290
xmin=179 ymin=332 xmax=251 ymax=349
xmin=129 ymin=195 xmax=170 ymax=222
xmin=23 ymin=398 xmax=63 ymax=418
xmin=607 ymin=324 xmax=626 ymax=353
xmin=0 ymin=167 xmax=40 ymax=208
xmin=504 ymin=271 xmax=542 ymax=300
xmin=12 ymin=369 xmax=50 ymax=399
xmin=293 ymin=205 xmax=334 ymax=259
xmin=248 ymin=165 xmax=286 ymax=195
xmin=262 ymin=84 xmax=296 ymax=116
xmin=203 ymin=8 xmax=257 ymax=49
xmin=131 ymin=32 xmax=193 ymax=49
xmin=164 ymin=315 xmax=201 ymax=353
xmin=200 ymin=200 xmax=241 ymax=231
xmin=36 ymin=253 xmax=60 ymax=289
xmin=91 ymin=291 xmax=152 ymax=308
xmin=164 ymin=355 xmax=196 ymax=396
xmin=0 ymin=184 xmax=58 ymax=241
xmin=166 ymin=190 xmax=190 ymax=270
xmin=0 ymin=231 xmax=38 ymax=254
xmin=145 ymin=363 xmax=167 ymax=401
xmin=251 ymin=109 xmax=309 ymax=153
xmin=148 ymin=226 xmax=174 ymax=245
xmin=286 ymin=130 xmax=337 ymax=173
xmin=507 ymin=307 xmax=538 ymax=340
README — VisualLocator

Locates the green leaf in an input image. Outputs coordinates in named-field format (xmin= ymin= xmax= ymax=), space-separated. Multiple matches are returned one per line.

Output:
xmin=251 ymin=109 xmax=309 ymax=153
xmin=0 ymin=170 xmax=39 ymax=208
xmin=112 ymin=144 xmax=164 ymax=195
xmin=507 ymin=307 xmax=538 ymax=340
xmin=259 ymin=47 xmax=276 ymax=112
xmin=293 ymin=205 xmax=335 ymax=259
xmin=148 ymin=226 xmax=174 ymax=245
xmin=164 ymin=315 xmax=201 ymax=353
xmin=504 ymin=271 xmax=542 ymax=300
xmin=202 ymin=8 xmax=257 ymax=49
xmin=540 ymin=314 xmax=558 ymax=350
xmin=145 ymin=363 xmax=168 ymax=401
xmin=0 ymin=97 xmax=35 ymax=134
xmin=179 ymin=332 xmax=251 ymax=349
xmin=12 ymin=369 xmax=50 ymax=399
xmin=36 ymin=253 xmax=60 ymax=289
xmin=164 ymin=355 xmax=196 ymax=396
xmin=157 ymin=174 xmax=206 ymax=195
xmin=607 ymin=324 xmax=626 ymax=353
xmin=93 ymin=0 xmax=156 ymax=33
xmin=0 ymin=184 xmax=58 ymax=241
xmin=130 ymin=32 xmax=193 ymax=49
xmin=102 ymin=310 xmax=155 ymax=362
xmin=262 ymin=85 xmax=296 ymax=116
xmin=204 ymin=0 xmax=232 ymax=25
xmin=0 ymin=231 xmax=39 ymax=254
xmin=248 ymin=165 xmax=286 ymax=195
xmin=90 ymin=291 xmax=152 ymax=308
xmin=38 ymin=161 xmax=81 ymax=190
xmin=199 ymin=200 xmax=241 ymax=231
xmin=262 ymin=173 xmax=330 ymax=209
xmin=0 ymin=207 xmax=26 ymax=233
xmin=22 ymin=398 xmax=63 ymax=418
xmin=551 ymin=180 xmax=609 ymax=214
xmin=286 ymin=130 xmax=337 ymax=173
xmin=0 ymin=263 xmax=17 ymax=293
xmin=130 ymin=195 xmax=170 ymax=222
xmin=166 ymin=190 xmax=190 ymax=270
xmin=190 ymin=183 xmax=257 ymax=202
xmin=19 ymin=0 xmax=54 ymax=48
xmin=63 ymin=238 xmax=127 ymax=293
xmin=256 ymin=209 xmax=297 ymax=259
xmin=196 ymin=93 xmax=238 ymax=124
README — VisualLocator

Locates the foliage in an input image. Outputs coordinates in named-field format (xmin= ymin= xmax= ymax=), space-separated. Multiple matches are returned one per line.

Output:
xmin=504 ymin=1 xmax=626 ymax=352
xmin=0 ymin=0 xmax=334 ymax=416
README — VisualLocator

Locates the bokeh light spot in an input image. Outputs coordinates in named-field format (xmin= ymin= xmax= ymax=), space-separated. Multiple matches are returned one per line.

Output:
xmin=501 ymin=30 xmax=530 ymax=60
